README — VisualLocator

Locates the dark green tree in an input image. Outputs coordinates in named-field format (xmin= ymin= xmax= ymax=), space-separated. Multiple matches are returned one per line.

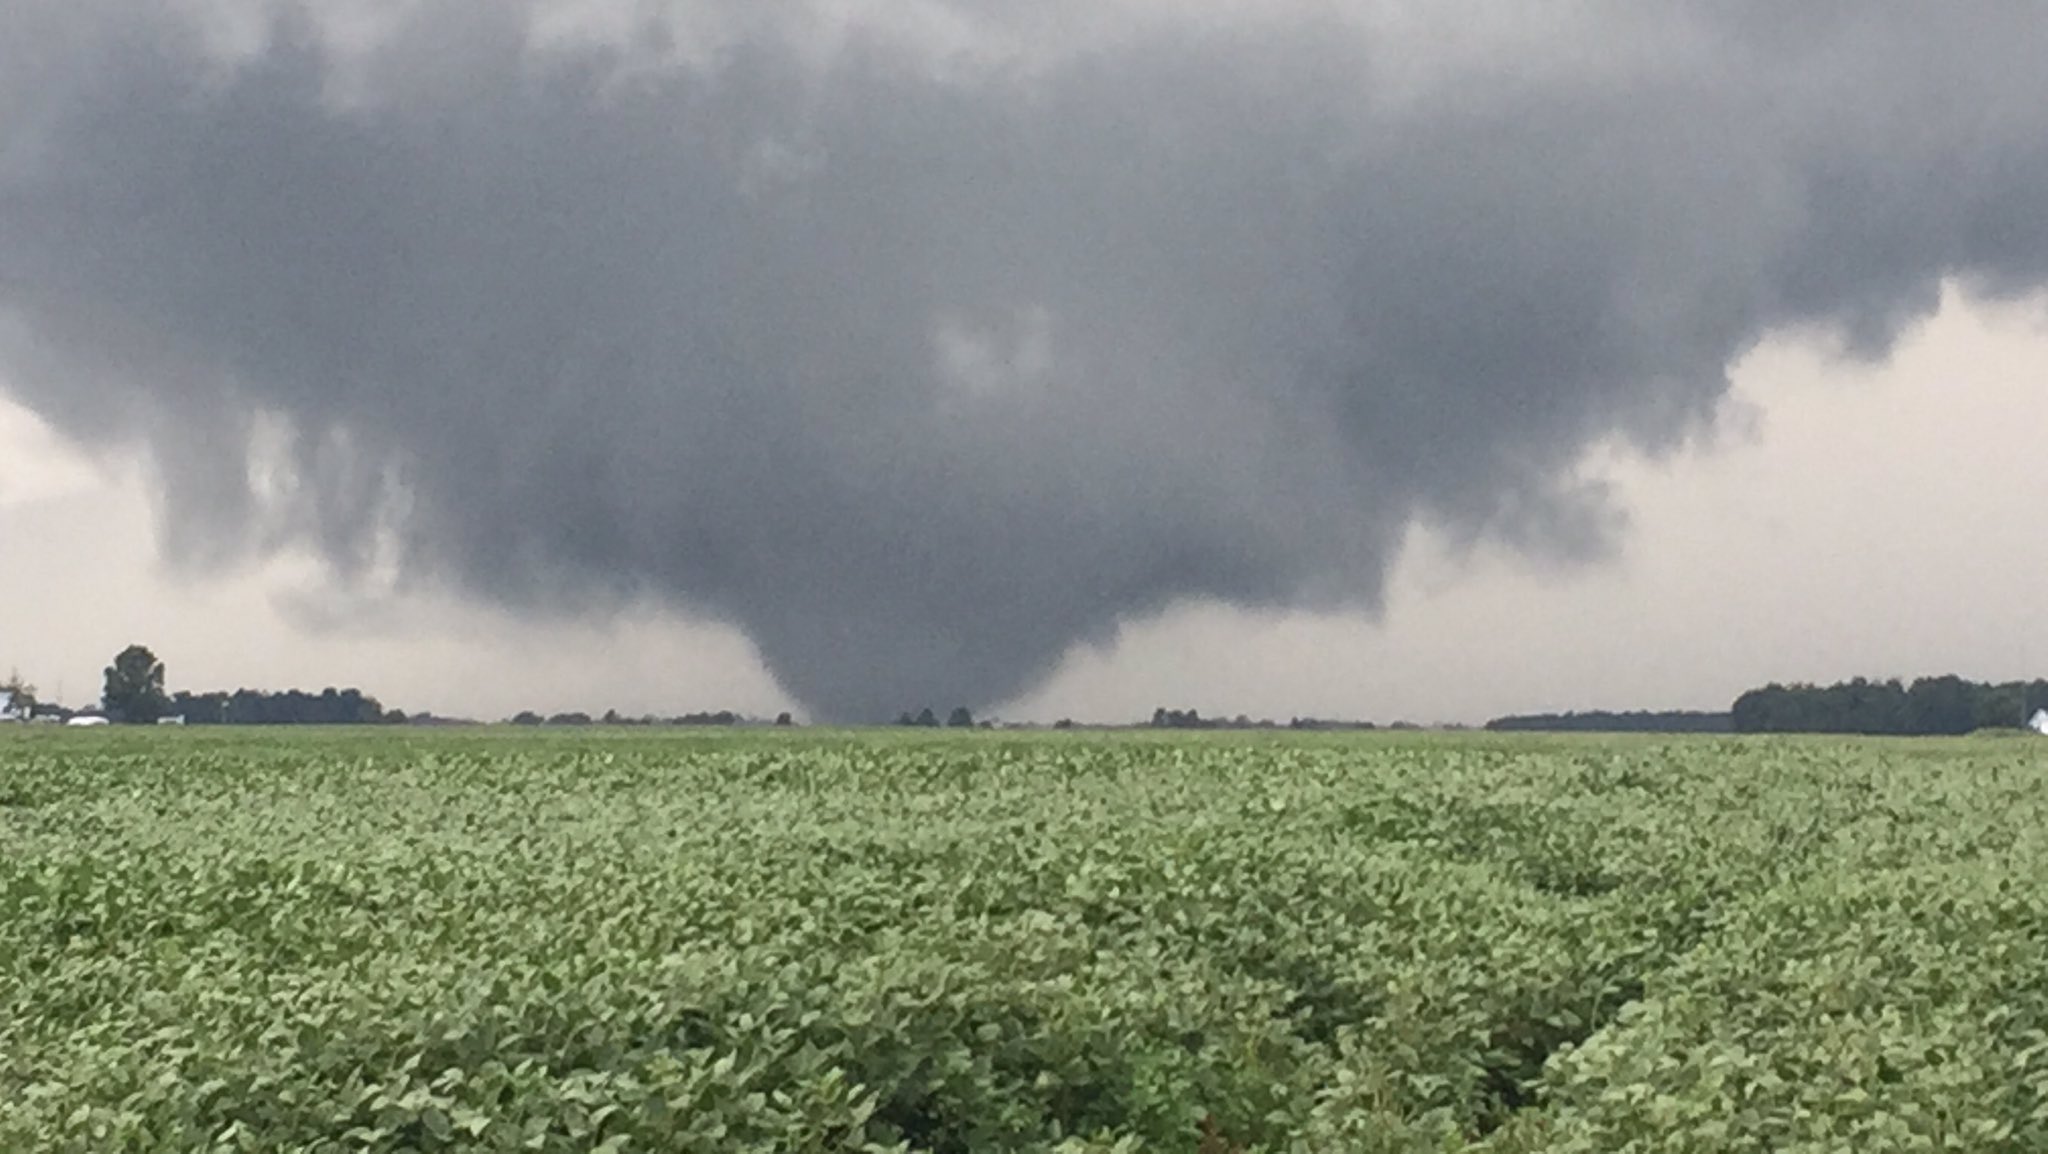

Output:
xmin=103 ymin=645 xmax=169 ymax=724
xmin=1904 ymin=675 xmax=1974 ymax=736
xmin=946 ymin=707 xmax=974 ymax=728
xmin=1 ymin=669 xmax=37 ymax=716
xmin=1732 ymin=674 xmax=2039 ymax=735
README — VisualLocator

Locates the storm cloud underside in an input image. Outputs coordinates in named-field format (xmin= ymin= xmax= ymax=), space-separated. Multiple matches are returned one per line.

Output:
xmin=2 ymin=2 xmax=2046 ymax=720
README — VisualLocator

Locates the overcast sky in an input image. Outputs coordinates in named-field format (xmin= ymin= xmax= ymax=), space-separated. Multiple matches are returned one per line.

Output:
xmin=3 ymin=2 xmax=2047 ymax=722
xmin=8 ymin=285 xmax=2044 ymax=723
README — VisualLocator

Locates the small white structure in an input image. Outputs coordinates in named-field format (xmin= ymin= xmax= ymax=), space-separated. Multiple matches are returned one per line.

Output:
xmin=157 ymin=715 xmax=186 ymax=726
xmin=0 ymin=691 xmax=24 ymax=723
xmin=66 ymin=715 xmax=110 ymax=728
xmin=2029 ymin=709 xmax=2048 ymax=736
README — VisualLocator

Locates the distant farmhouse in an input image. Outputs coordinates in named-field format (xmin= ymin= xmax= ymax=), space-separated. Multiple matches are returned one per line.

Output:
xmin=2031 ymin=709 xmax=2048 ymax=736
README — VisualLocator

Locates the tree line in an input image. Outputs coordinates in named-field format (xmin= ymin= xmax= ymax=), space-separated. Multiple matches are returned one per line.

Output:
xmin=510 ymin=709 xmax=795 ymax=727
xmin=1485 ymin=710 xmax=1732 ymax=733
xmin=166 ymin=688 xmax=393 ymax=726
xmin=18 ymin=643 xmax=2048 ymax=736
xmin=102 ymin=645 xmax=399 ymax=725
xmin=13 ymin=644 xmax=785 ymax=727
xmin=896 ymin=707 xmax=979 ymax=728
xmin=1483 ymin=677 xmax=2047 ymax=735
xmin=1148 ymin=708 xmax=1387 ymax=731
xmin=0 ymin=645 xmax=406 ymax=725
xmin=1730 ymin=676 xmax=2046 ymax=736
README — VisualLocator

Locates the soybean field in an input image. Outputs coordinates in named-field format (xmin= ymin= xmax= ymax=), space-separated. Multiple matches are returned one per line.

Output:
xmin=4 ymin=727 xmax=2047 ymax=1152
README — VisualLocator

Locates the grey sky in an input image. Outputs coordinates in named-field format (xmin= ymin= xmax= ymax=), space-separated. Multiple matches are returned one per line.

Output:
xmin=8 ymin=288 xmax=2044 ymax=723
xmin=3 ymin=2 xmax=2047 ymax=721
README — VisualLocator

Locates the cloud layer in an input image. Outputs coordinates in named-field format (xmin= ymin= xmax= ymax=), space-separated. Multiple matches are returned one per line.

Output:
xmin=3 ymin=2 xmax=2046 ymax=719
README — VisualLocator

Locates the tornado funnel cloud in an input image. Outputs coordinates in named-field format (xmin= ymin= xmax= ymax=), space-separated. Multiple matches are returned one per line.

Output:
xmin=3 ymin=2 xmax=2048 ymax=719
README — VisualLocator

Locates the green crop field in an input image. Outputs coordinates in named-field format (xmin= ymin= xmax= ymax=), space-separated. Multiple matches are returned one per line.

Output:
xmin=4 ymin=727 xmax=2047 ymax=1152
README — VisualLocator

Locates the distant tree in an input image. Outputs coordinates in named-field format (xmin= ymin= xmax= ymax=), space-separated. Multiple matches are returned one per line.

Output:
xmin=547 ymin=712 xmax=593 ymax=726
xmin=775 ymin=712 xmax=795 ymax=727
xmin=1 ymin=669 xmax=38 ymax=716
xmin=103 ymin=645 xmax=169 ymax=724
xmin=1288 ymin=717 xmax=1375 ymax=731
xmin=2026 ymin=680 xmax=2048 ymax=723
xmin=602 ymin=708 xmax=622 ymax=725
xmin=162 ymin=687 xmax=386 ymax=725
xmin=946 ymin=706 xmax=974 ymax=728
xmin=1972 ymin=682 xmax=2027 ymax=732
xmin=511 ymin=711 xmax=544 ymax=726
xmin=914 ymin=707 xmax=939 ymax=728
xmin=167 ymin=692 xmax=229 ymax=724
xmin=1904 ymin=675 xmax=1974 ymax=736
xmin=1485 ymin=710 xmax=1732 ymax=734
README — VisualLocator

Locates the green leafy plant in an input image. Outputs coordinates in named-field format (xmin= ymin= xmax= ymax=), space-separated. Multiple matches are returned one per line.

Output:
xmin=2 ymin=726 xmax=2045 ymax=1150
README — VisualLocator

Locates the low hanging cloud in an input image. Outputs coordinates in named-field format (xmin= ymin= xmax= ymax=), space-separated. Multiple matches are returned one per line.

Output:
xmin=3 ymin=1 xmax=2047 ymax=720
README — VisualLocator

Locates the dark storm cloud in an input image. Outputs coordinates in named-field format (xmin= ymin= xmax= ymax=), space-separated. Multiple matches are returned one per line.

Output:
xmin=3 ymin=1 xmax=2046 ymax=719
